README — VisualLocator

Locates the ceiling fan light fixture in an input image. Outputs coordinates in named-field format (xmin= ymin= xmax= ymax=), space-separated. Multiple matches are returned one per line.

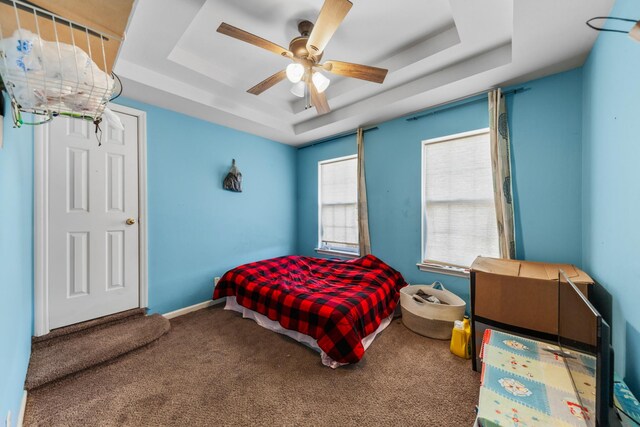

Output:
xmin=286 ymin=63 xmax=305 ymax=83
xmin=290 ymin=81 xmax=306 ymax=98
xmin=312 ymin=71 xmax=330 ymax=93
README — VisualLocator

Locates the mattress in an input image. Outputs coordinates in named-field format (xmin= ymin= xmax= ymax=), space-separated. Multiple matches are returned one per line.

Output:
xmin=213 ymin=254 xmax=407 ymax=364
xmin=224 ymin=296 xmax=394 ymax=368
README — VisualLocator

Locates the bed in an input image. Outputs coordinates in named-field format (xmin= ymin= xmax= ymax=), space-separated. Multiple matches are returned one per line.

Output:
xmin=213 ymin=254 xmax=408 ymax=367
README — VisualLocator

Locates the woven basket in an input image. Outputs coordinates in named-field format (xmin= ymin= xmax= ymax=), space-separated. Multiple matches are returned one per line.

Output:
xmin=400 ymin=282 xmax=466 ymax=340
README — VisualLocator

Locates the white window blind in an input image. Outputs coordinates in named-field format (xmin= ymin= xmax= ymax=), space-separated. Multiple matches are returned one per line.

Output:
xmin=318 ymin=155 xmax=359 ymax=254
xmin=422 ymin=129 xmax=499 ymax=267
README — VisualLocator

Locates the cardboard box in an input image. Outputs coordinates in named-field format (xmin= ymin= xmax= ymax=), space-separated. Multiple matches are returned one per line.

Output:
xmin=471 ymin=257 xmax=593 ymax=335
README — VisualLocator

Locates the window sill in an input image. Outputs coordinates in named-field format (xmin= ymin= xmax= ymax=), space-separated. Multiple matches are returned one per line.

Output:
xmin=315 ymin=248 xmax=360 ymax=259
xmin=417 ymin=262 xmax=470 ymax=278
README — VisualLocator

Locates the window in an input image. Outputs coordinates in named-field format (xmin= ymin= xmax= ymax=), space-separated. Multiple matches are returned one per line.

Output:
xmin=318 ymin=155 xmax=359 ymax=256
xmin=421 ymin=128 xmax=499 ymax=271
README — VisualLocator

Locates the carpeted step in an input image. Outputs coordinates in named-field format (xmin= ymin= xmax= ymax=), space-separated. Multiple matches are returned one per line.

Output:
xmin=26 ymin=313 xmax=170 ymax=390
xmin=32 ymin=308 xmax=147 ymax=345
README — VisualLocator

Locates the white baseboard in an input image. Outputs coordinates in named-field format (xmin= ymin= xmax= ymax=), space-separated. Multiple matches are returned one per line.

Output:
xmin=162 ymin=298 xmax=225 ymax=320
xmin=18 ymin=390 xmax=27 ymax=427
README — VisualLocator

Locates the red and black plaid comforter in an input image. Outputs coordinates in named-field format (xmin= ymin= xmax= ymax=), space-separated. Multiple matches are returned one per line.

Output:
xmin=213 ymin=255 xmax=408 ymax=364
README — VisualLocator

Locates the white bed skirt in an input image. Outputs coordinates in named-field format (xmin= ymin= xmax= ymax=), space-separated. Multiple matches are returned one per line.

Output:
xmin=224 ymin=296 xmax=394 ymax=368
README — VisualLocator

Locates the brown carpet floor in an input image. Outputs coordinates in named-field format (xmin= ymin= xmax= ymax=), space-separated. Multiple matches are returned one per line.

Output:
xmin=26 ymin=313 xmax=170 ymax=390
xmin=25 ymin=305 xmax=480 ymax=427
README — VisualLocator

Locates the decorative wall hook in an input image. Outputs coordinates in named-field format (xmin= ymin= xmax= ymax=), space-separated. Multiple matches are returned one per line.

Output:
xmin=223 ymin=159 xmax=242 ymax=192
xmin=632 ymin=20 xmax=640 ymax=42
xmin=586 ymin=17 xmax=640 ymax=42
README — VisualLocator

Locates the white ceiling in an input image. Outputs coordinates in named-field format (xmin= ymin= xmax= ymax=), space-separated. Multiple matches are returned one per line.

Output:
xmin=116 ymin=0 xmax=614 ymax=146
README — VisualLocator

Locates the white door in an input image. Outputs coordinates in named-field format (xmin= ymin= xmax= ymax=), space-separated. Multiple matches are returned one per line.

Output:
xmin=47 ymin=112 xmax=140 ymax=329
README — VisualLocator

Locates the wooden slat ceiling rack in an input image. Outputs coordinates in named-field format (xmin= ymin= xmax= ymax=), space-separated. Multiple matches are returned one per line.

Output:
xmin=25 ymin=0 xmax=135 ymax=74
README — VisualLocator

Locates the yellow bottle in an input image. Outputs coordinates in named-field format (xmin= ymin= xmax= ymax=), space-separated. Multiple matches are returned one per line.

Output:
xmin=463 ymin=315 xmax=471 ymax=359
xmin=450 ymin=315 xmax=472 ymax=359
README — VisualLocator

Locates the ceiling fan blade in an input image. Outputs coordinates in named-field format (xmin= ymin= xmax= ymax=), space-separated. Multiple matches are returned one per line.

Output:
xmin=217 ymin=23 xmax=292 ymax=57
xmin=322 ymin=60 xmax=388 ymax=84
xmin=309 ymin=81 xmax=331 ymax=115
xmin=247 ymin=70 xmax=288 ymax=95
xmin=306 ymin=0 xmax=353 ymax=57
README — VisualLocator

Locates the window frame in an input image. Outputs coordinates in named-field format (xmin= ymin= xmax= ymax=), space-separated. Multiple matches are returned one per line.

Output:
xmin=418 ymin=127 xmax=494 ymax=278
xmin=316 ymin=154 xmax=360 ymax=258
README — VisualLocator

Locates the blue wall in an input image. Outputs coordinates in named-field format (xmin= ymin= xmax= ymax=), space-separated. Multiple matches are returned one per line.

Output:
xmin=582 ymin=0 xmax=640 ymax=395
xmin=508 ymin=70 xmax=584 ymax=265
xmin=115 ymin=99 xmax=297 ymax=314
xmin=0 ymin=96 xmax=33 ymax=426
xmin=296 ymin=68 xmax=584 ymax=307
xmin=0 ymin=95 xmax=296 ymax=422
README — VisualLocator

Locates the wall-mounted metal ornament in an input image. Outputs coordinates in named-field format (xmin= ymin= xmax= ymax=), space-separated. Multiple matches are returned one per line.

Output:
xmin=223 ymin=159 xmax=242 ymax=192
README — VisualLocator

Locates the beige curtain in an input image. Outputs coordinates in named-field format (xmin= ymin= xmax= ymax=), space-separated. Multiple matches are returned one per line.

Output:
xmin=488 ymin=89 xmax=517 ymax=259
xmin=356 ymin=128 xmax=372 ymax=255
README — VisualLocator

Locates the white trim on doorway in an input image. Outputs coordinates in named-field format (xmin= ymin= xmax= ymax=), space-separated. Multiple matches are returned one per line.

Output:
xmin=33 ymin=103 xmax=149 ymax=336
xmin=34 ymin=124 xmax=49 ymax=337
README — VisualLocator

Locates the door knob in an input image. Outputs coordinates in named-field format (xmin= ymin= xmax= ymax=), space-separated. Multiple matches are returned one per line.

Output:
xmin=126 ymin=218 xmax=137 ymax=225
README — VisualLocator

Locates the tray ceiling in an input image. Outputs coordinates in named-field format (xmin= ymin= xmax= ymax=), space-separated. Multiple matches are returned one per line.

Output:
xmin=116 ymin=0 xmax=614 ymax=146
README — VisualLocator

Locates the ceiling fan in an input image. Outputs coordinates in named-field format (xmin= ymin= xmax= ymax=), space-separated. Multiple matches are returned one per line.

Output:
xmin=216 ymin=0 xmax=388 ymax=115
